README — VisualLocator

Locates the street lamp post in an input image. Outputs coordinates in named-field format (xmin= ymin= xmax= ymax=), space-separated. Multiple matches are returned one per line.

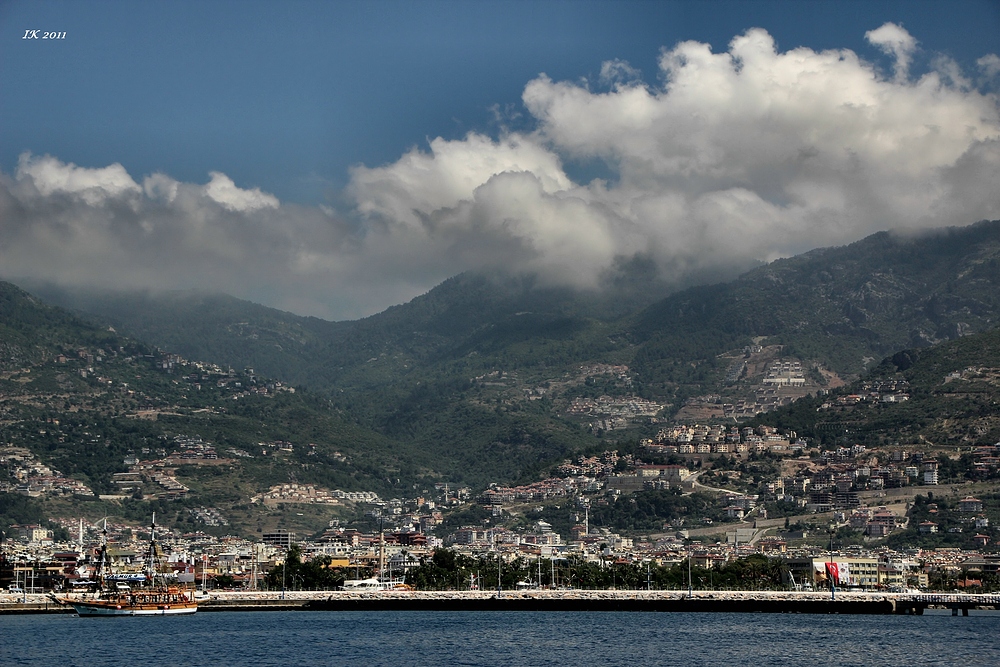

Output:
xmin=495 ymin=532 xmax=502 ymax=597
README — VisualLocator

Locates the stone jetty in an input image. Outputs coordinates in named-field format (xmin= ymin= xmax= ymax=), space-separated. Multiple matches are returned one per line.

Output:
xmin=4 ymin=590 xmax=996 ymax=615
xmin=304 ymin=589 xmax=899 ymax=614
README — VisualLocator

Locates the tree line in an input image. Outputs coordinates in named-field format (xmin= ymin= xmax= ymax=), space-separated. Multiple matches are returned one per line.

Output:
xmin=256 ymin=546 xmax=790 ymax=593
xmin=359 ymin=548 xmax=788 ymax=592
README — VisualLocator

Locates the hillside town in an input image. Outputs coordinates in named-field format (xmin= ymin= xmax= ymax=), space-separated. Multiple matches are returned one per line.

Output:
xmin=3 ymin=430 xmax=999 ymax=595
xmin=1 ymin=313 xmax=999 ymax=597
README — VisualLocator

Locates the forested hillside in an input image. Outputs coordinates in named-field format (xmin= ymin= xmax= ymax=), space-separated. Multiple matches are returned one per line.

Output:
xmin=630 ymin=220 xmax=1000 ymax=387
xmin=5 ymin=221 xmax=1000 ymax=540
xmin=754 ymin=326 xmax=1000 ymax=449
xmin=10 ymin=219 xmax=1000 ymax=493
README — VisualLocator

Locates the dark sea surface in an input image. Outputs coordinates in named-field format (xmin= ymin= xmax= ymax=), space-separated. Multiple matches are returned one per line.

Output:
xmin=3 ymin=610 xmax=999 ymax=667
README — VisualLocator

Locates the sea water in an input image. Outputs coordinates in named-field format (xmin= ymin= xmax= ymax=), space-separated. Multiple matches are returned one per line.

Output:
xmin=2 ymin=610 xmax=998 ymax=667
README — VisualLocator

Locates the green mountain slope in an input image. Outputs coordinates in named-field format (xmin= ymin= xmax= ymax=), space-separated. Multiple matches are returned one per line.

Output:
xmin=754 ymin=326 xmax=1000 ymax=448
xmin=37 ymin=220 xmax=1000 ymax=388
xmin=16 ymin=286 xmax=345 ymax=386
xmin=14 ymin=219 xmax=1000 ymax=489
xmin=630 ymin=219 xmax=1000 ymax=382
xmin=8 ymin=220 xmax=1000 ymax=541
xmin=27 ymin=272 xmax=641 ymax=393
xmin=25 ymin=274 xmax=633 ymax=486
xmin=4 ymin=277 xmax=622 ymax=494
xmin=0 ymin=282 xmax=432 ymax=537
xmin=0 ymin=282 xmax=123 ymax=370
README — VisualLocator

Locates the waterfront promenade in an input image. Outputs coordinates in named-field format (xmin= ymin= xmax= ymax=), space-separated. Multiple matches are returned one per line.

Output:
xmin=3 ymin=589 xmax=998 ymax=615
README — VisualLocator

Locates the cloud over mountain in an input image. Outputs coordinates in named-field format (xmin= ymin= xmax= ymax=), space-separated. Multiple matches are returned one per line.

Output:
xmin=1 ymin=24 xmax=998 ymax=319
xmin=352 ymin=23 xmax=1000 ymax=287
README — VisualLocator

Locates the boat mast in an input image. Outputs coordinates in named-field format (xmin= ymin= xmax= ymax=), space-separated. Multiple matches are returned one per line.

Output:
xmin=146 ymin=512 xmax=158 ymax=586
xmin=379 ymin=514 xmax=385 ymax=582
xmin=95 ymin=518 xmax=109 ymax=592
xmin=249 ymin=544 xmax=258 ymax=591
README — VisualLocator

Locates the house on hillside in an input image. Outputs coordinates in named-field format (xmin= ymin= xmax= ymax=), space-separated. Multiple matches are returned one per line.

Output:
xmin=958 ymin=497 xmax=984 ymax=513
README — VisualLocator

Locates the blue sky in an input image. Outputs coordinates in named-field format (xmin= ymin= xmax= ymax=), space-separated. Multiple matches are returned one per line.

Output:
xmin=1 ymin=0 xmax=998 ymax=319
xmin=3 ymin=0 xmax=997 ymax=203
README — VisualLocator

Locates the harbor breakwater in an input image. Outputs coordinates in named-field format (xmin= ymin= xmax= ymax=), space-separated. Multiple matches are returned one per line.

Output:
xmin=4 ymin=590 xmax=996 ymax=615
xmin=304 ymin=592 xmax=897 ymax=615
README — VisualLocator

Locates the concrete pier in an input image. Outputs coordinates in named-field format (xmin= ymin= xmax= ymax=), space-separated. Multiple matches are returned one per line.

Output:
xmin=303 ymin=594 xmax=895 ymax=614
xmin=3 ymin=590 xmax=997 ymax=615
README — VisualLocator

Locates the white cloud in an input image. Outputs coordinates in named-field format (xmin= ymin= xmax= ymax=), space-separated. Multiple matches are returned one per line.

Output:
xmin=347 ymin=133 xmax=571 ymax=229
xmin=0 ymin=157 xmax=361 ymax=317
xmin=1 ymin=26 xmax=998 ymax=320
xmin=142 ymin=172 xmax=180 ymax=203
xmin=350 ymin=25 xmax=999 ymax=291
xmin=204 ymin=172 xmax=280 ymax=212
xmin=16 ymin=153 xmax=141 ymax=206
xmin=599 ymin=59 xmax=642 ymax=89
xmin=865 ymin=22 xmax=918 ymax=81
xmin=979 ymin=53 xmax=1000 ymax=79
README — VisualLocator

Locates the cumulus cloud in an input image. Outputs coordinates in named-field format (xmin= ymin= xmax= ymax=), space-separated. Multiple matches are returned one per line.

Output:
xmin=1 ymin=24 xmax=998 ymax=319
xmin=347 ymin=133 xmax=571 ymax=228
xmin=0 ymin=155 xmax=364 ymax=318
xmin=349 ymin=23 xmax=1000 ymax=291
xmin=865 ymin=22 xmax=918 ymax=81
xmin=979 ymin=53 xmax=1000 ymax=79
xmin=16 ymin=153 xmax=141 ymax=206
xmin=204 ymin=172 xmax=280 ymax=212
xmin=599 ymin=59 xmax=643 ymax=89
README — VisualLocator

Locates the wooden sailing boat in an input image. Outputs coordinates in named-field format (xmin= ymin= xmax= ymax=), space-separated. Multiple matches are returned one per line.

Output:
xmin=54 ymin=514 xmax=197 ymax=616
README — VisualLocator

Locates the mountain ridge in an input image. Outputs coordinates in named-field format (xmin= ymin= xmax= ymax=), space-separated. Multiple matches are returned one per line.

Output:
xmin=8 ymin=218 xmax=1000 ymax=489
xmin=5 ymin=220 xmax=1000 ymax=539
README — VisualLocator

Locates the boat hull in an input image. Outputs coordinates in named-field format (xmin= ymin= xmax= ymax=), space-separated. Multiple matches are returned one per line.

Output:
xmin=55 ymin=588 xmax=198 ymax=617
xmin=68 ymin=600 xmax=197 ymax=616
